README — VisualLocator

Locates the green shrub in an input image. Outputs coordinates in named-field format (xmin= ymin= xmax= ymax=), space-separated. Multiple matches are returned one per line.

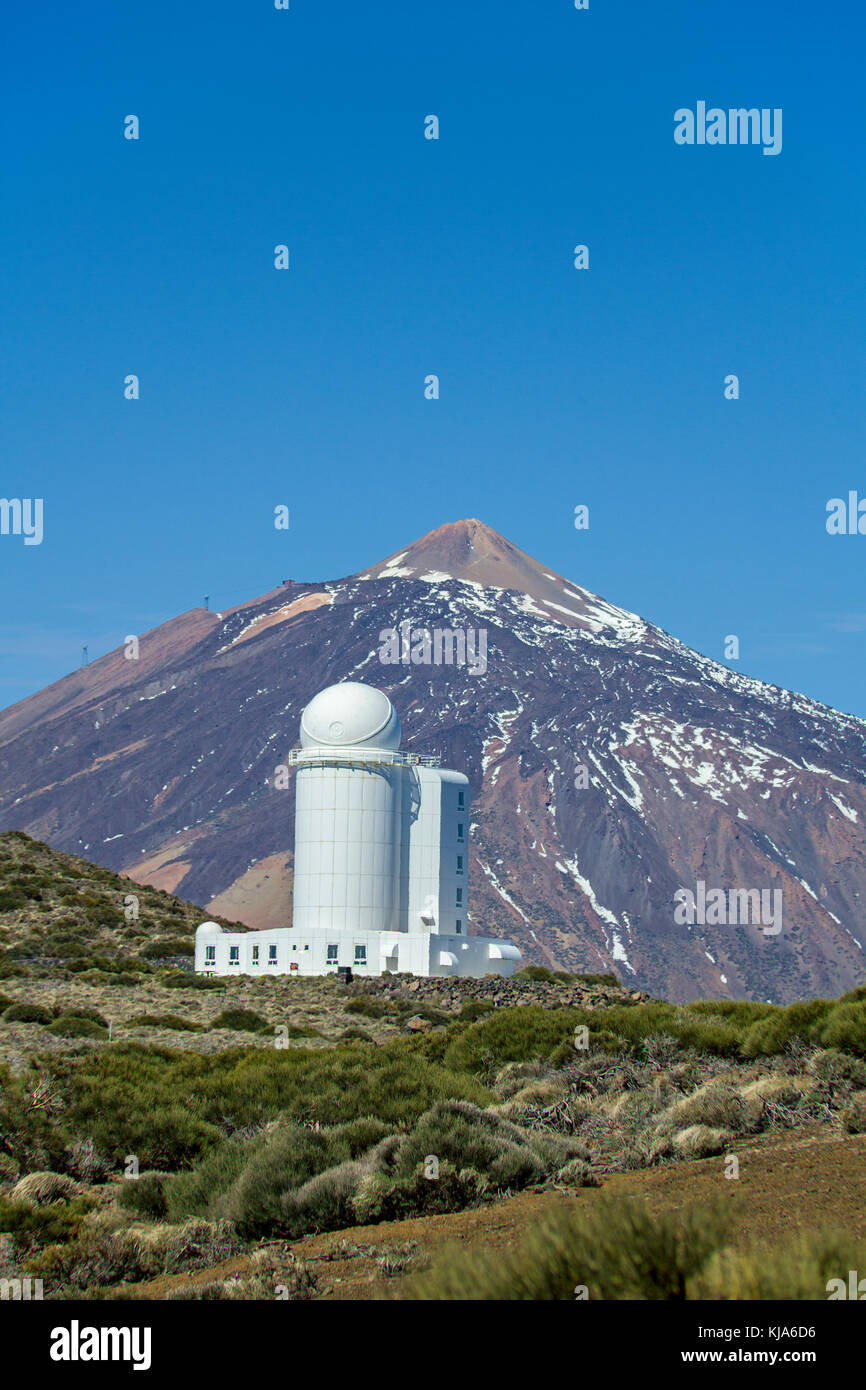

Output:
xmin=514 ymin=966 xmax=556 ymax=983
xmin=0 ymin=889 xmax=27 ymax=912
xmin=3 ymin=1003 xmax=53 ymax=1025
xmin=459 ymin=1000 xmax=495 ymax=1022
xmin=404 ymin=1005 xmax=451 ymax=1027
xmin=62 ymin=1007 xmax=109 ymax=1027
xmin=353 ymin=1161 xmax=486 ymax=1226
xmin=115 ymin=1172 xmax=170 ymax=1220
xmin=445 ymin=1001 xmax=752 ymax=1074
xmin=444 ymin=1006 xmax=587 ymax=1076
xmin=52 ymin=942 xmax=90 ymax=959
xmin=210 ymin=1009 xmax=269 ymax=1033
xmin=841 ymin=1092 xmax=866 ymax=1134
xmin=685 ymin=1000 xmax=776 ymax=1024
xmin=250 ymin=1160 xmax=365 ymax=1239
xmin=25 ymin=1218 xmax=241 ymax=1291
xmin=47 ymin=1038 xmax=493 ymax=1173
xmin=0 ymin=1064 xmax=69 ymax=1171
xmin=161 ymin=971 xmax=226 ymax=991
xmin=0 ymin=1195 xmax=93 ymax=1252
xmin=741 ymin=1000 xmax=832 ymax=1057
xmin=11 ymin=1171 xmax=82 ymax=1203
xmin=126 ymin=1014 xmax=203 ymax=1032
xmin=673 ymin=1016 xmax=746 ymax=1056
xmin=47 ymin=1015 xmax=108 ymax=1040
xmin=691 ymin=1231 xmax=866 ymax=1300
xmin=160 ymin=1097 xmax=565 ymax=1241
xmin=68 ymin=956 xmax=149 ymax=975
xmin=807 ymin=1049 xmax=866 ymax=1092
xmin=548 ymin=1039 xmax=579 ymax=1069
xmin=163 ymin=1137 xmax=260 ymax=1224
xmin=346 ymin=996 xmax=390 ymax=1018
xmin=816 ymin=1002 xmax=866 ymax=1057
xmin=404 ymin=1196 xmax=727 ymax=1300
xmin=55 ymin=1052 xmax=224 ymax=1168
xmin=140 ymin=939 xmax=194 ymax=959
xmin=183 ymin=1117 xmax=396 ymax=1236
xmin=393 ymin=1100 xmax=571 ymax=1190
xmin=78 ymin=970 xmax=141 ymax=988
xmin=670 ymin=1124 xmax=735 ymax=1160
xmin=555 ymin=1156 xmax=601 ymax=1187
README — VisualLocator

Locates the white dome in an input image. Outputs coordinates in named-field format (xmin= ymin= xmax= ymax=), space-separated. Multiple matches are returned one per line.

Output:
xmin=196 ymin=921 xmax=223 ymax=936
xmin=300 ymin=682 xmax=401 ymax=750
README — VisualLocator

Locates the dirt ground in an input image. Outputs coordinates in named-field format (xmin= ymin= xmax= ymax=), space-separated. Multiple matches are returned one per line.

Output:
xmin=132 ymin=1123 xmax=866 ymax=1300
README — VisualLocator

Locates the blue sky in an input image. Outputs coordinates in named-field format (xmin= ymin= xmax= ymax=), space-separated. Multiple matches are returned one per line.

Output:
xmin=2 ymin=1 xmax=865 ymax=715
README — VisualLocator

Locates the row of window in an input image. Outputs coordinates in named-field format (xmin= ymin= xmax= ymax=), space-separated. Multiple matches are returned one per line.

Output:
xmin=327 ymin=944 xmax=367 ymax=964
xmin=204 ymin=942 xmax=368 ymax=967
xmin=455 ymin=792 xmax=465 ymax=924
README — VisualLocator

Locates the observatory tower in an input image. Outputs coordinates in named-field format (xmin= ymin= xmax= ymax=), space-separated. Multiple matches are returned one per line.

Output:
xmin=195 ymin=681 xmax=521 ymax=979
xmin=291 ymin=682 xmax=407 ymax=936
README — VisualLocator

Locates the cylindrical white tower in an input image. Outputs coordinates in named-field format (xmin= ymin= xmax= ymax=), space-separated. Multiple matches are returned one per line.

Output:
xmin=291 ymin=683 xmax=403 ymax=933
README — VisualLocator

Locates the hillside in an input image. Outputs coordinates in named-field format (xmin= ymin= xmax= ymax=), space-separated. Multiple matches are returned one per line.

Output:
xmin=1 ymin=519 xmax=866 ymax=1001
xmin=1 ymin=838 xmax=866 ymax=1302
xmin=0 ymin=831 xmax=642 ymax=1065
xmin=3 ymin=836 xmax=866 ymax=1302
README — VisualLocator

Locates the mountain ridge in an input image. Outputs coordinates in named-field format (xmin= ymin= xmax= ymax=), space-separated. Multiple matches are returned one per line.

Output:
xmin=1 ymin=519 xmax=864 ymax=1003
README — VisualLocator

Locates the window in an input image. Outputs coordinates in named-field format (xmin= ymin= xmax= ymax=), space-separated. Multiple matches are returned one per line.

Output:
xmin=456 ymin=888 xmax=463 ymax=905
xmin=457 ymin=823 xmax=465 ymax=840
xmin=455 ymin=919 xmax=462 ymax=934
xmin=327 ymin=944 xmax=338 ymax=964
xmin=458 ymin=791 xmax=465 ymax=807
xmin=205 ymin=945 xmax=215 ymax=964
xmin=457 ymin=855 xmax=463 ymax=872
xmin=268 ymin=944 xmax=278 ymax=964
xmin=252 ymin=944 xmax=259 ymax=965
xmin=229 ymin=946 xmax=239 ymax=965
xmin=354 ymin=944 xmax=367 ymax=964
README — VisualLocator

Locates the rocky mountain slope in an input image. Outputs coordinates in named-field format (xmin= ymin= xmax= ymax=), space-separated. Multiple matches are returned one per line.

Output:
xmin=1 ymin=519 xmax=864 ymax=1002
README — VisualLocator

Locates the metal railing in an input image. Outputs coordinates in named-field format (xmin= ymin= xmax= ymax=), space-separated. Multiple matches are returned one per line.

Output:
xmin=287 ymin=746 xmax=440 ymax=768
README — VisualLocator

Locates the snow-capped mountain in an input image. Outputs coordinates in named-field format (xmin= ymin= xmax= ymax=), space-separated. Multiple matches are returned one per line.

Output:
xmin=1 ymin=518 xmax=864 ymax=1002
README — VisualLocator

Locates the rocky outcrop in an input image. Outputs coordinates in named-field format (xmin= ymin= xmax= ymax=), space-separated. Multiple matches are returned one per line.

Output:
xmin=350 ymin=972 xmax=651 ymax=1013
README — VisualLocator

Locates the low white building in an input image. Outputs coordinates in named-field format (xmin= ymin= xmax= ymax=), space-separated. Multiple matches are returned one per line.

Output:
xmin=195 ymin=681 xmax=521 ymax=979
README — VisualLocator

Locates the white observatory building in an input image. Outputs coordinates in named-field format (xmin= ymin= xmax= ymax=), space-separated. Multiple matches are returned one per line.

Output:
xmin=195 ymin=682 xmax=522 ymax=979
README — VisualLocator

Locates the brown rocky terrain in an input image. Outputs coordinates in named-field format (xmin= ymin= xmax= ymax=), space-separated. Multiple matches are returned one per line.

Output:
xmin=95 ymin=1125 xmax=866 ymax=1301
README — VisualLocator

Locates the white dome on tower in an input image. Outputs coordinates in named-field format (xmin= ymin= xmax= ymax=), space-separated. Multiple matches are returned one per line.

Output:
xmin=195 ymin=674 xmax=521 ymax=980
xmin=300 ymin=682 xmax=401 ymax=751
xmin=196 ymin=921 xmax=223 ymax=937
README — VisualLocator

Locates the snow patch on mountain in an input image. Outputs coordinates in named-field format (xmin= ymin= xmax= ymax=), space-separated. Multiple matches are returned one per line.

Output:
xmin=557 ymin=853 xmax=636 ymax=974
xmin=829 ymin=793 xmax=858 ymax=822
